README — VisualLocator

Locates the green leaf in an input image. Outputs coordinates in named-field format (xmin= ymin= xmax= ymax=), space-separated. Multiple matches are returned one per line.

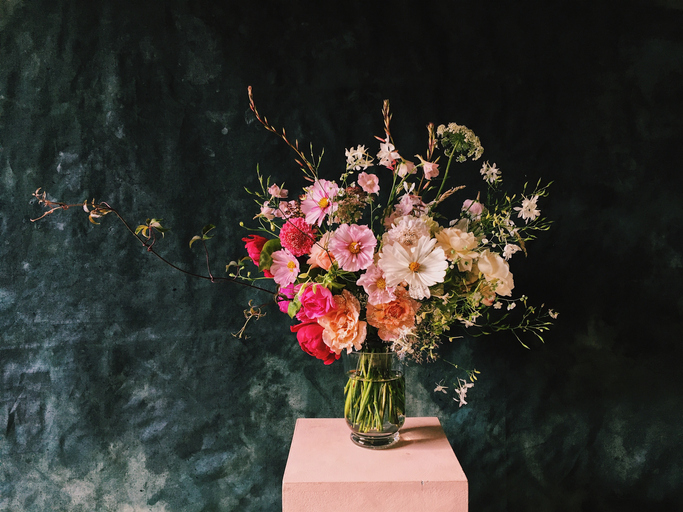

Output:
xmin=189 ymin=235 xmax=202 ymax=248
xmin=258 ymin=238 xmax=281 ymax=272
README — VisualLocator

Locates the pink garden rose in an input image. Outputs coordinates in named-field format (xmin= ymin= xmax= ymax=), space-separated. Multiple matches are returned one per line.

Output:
xmin=296 ymin=284 xmax=336 ymax=322
xmin=291 ymin=321 xmax=340 ymax=365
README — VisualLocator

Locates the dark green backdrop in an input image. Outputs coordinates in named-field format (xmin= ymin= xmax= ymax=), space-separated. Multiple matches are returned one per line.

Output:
xmin=2 ymin=0 xmax=682 ymax=510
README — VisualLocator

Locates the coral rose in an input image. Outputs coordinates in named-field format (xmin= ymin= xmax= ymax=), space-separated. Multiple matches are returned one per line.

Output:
xmin=307 ymin=231 xmax=335 ymax=271
xmin=366 ymin=288 xmax=420 ymax=341
xmin=317 ymin=290 xmax=367 ymax=355
xmin=291 ymin=321 xmax=339 ymax=365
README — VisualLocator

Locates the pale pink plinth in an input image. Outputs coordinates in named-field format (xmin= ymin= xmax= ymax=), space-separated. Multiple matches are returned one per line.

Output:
xmin=282 ymin=417 xmax=468 ymax=512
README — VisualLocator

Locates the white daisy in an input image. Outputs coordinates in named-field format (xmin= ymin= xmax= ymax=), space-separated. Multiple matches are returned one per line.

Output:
xmin=378 ymin=237 xmax=448 ymax=300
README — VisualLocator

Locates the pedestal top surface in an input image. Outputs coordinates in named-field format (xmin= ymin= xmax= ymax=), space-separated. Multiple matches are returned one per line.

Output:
xmin=283 ymin=417 xmax=466 ymax=484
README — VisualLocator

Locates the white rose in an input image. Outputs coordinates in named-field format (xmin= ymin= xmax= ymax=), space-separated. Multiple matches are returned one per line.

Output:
xmin=477 ymin=249 xmax=514 ymax=297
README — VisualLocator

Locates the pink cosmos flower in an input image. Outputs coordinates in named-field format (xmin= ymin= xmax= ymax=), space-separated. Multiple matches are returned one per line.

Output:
xmin=296 ymin=284 xmax=336 ymax=322
xmin=356 ymin=264 xmax=396 ymax=305
xmin=279 ymin=217 xmax=317 ymax=257
xmin=270 ymin=249 xmax=299 ymax=286
xmin=301 ymin=179 xmax=339 ymax=226
xmin=357 ymin=172 xmax=380 ymax=194
xmin=328 ymin=224 xmax=377 ymax=272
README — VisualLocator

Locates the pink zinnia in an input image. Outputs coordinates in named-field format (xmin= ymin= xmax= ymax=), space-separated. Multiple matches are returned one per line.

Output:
xmin=328 ymin=224 xmax=377 ymax=272
xmin=279 ymin=217 xmax=317 ymax=257
xmin=301 ymin=179 xmax=339 ymax=226
xmin=270 ymin=249 xmax=300 ymax=287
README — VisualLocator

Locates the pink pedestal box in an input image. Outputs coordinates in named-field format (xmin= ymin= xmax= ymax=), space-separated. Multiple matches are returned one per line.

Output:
xmin=282 ymin=417 xmax=468 ymax=512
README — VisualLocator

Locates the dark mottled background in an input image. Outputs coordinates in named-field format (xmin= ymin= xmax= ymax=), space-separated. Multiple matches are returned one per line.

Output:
xmin=1 ymin=0 xmax=682 ymax=510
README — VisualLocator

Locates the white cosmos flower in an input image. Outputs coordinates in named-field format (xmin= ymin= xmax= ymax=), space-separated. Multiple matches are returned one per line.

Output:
xmin=379 ymin=237 xmax=448 ymax=300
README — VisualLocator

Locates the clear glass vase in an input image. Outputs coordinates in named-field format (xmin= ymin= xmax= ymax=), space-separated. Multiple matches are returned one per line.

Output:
xmin=343 ymin=350 xmax=405 ymax=449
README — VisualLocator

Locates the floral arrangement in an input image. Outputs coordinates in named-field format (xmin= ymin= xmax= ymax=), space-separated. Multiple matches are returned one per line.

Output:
xmin=32 ymin=87 xmax=555 ymax=413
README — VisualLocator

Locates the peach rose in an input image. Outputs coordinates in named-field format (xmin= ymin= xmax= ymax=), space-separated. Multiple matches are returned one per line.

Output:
xmin=317 ymin=290 xmax=367 ymax=355
xmin=366 ymin=288 xmax=420 ymax=341
xmin=435 ymin=227 xmax=479 ymax=272
xmin=306 ymin=231 xmax=335 ymax=271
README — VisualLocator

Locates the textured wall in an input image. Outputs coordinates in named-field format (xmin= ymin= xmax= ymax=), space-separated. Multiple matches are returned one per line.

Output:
xmin=1 ymin=0 xmax=682 ymax=510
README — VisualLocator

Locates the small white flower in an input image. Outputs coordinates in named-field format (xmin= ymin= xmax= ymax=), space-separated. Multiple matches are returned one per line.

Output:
xmin=461 ymin=317 xmax=477 ymax=328
xmin=514 ymin=195 xmax=541 ymax=224
xmin=377 ymin=140 xmax=400 ymax=168
xmin=549 ymin=309 xmax=559 ymax=319
xmin=503 ymin=244 xmax=521 ymax=260
xmin=493 ymin=301 xmax=503 ymax=309
xmin=434 ymin=381 xmax=448 ymax=394
xmin=507 ymin=302 xmax=516 ymax=311
xmin=345 ymin=145 xmax=374 ymax=171
xmin=480 ymin=161 xmax=500 ymax=183
xmin=454 ymin=378 xmax=474 ymax=408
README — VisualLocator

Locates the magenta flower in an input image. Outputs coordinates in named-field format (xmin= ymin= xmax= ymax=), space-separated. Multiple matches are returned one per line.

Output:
xmin=270 ymin=249 xmax=300 ymax=286
xmin=329 ymin=224 xmax=377 ymax=272
xmin=279 ymin=217 xmax=317 ymax=257
xmin=301 ymin=179 xmax=339 ymax=226
xmin=296 ymin=284 xmax=336 ymax=322
xmin=276 ymin=283 xmax=298 ymax=313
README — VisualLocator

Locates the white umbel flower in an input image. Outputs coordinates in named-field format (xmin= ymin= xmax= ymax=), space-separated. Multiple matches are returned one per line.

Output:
xmin=379 ymin=237 xmax=448 ymax=300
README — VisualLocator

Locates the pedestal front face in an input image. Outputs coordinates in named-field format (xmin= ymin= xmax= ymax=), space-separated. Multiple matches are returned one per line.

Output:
xmin=282 ymin=417 xmax=468 ymax=512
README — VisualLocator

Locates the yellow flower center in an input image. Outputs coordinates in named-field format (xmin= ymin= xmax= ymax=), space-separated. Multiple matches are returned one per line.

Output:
xmin=376 ymin=278 xmax=386 ymax=290
xmin=318 ymin=197 xmax=329 ymax=209
xmin=287 ymin=261 xmax=297 ymax=272
xmin=348 ymin=242 xmax=361 ymax=255
xmin=409 ymin=261 xmax=421 ymax=273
